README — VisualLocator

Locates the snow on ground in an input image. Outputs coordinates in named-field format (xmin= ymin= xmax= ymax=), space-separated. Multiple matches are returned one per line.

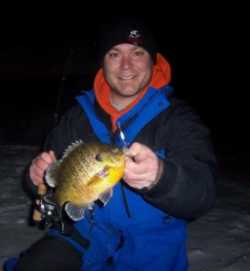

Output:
xmin=0 ymin=145 xmax=44 ymax=267
xmin=1 ymin=145 xmax=250 ymax=270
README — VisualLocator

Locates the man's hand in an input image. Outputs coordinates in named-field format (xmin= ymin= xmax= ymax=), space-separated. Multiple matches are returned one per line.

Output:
xmin=29 ymin=151 xmax=56 ymax=186
xmin=124 ymin=142 xmax=164 ymax=189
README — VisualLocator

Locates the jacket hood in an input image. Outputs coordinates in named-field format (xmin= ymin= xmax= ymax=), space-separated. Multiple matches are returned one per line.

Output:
xmin=93 ymin=53 xmax=171 ymax=130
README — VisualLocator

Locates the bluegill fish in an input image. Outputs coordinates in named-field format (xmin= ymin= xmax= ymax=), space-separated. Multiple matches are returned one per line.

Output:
xmin=45 ymin=141 xmax=125 ymax=221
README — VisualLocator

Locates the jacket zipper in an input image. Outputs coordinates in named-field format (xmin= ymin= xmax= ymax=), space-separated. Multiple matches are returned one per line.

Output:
xmin=120 ymin=182 xmax=132 ymax=218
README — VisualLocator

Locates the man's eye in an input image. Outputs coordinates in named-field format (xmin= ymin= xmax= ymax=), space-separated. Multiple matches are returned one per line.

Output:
xmin=134 ymin=50 xmax=144 ymax=57
xmin=109 ymin=52 xmax=119 ymax=58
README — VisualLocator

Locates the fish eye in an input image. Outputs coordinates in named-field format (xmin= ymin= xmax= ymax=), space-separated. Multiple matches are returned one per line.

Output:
xmin=95 ymin=154 xmax=103 ymax=161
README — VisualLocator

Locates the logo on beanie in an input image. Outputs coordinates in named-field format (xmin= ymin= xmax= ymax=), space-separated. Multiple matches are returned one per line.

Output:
xmin=128 ymin=30 xmax=143 ymax=46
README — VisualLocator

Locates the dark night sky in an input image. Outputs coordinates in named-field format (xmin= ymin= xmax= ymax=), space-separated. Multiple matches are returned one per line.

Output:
xmin=0 ymin=10 xmax=248 ymax=163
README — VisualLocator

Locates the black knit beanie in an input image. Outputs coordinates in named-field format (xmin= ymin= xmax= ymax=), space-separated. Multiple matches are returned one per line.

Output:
xmin=96 ymin=17 xmax=157 ymax=64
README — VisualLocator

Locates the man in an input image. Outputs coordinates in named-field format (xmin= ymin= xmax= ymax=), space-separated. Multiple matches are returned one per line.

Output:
xmin=4 ymin=18 xmax=216 ymax=271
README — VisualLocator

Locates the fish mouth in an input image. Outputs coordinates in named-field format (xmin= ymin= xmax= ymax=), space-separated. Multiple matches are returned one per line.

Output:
xmin=111 ymin=148 xmax=122 ymax=155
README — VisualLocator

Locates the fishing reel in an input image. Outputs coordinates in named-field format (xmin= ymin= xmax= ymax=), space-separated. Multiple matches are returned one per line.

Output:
xmin=32 ymin=184 xmax=64 ymax=231
xmin=32 ymin=185 xmax=91 ymax=249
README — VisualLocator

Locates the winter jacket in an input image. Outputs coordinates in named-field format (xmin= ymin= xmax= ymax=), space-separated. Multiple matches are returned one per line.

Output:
xmin=18 ymin=54 xmax=216 ymax=271
xmin=44 ymin=91 xmax=216 ymax=221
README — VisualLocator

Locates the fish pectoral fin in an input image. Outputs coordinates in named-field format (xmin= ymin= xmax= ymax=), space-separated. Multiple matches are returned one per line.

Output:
xmin=64 ymin=202 xmax=86 ymax=221
xmin=45 ymin=161 xmax=60 ymax=188
xmin=98 ymin=189 xmax=113 ymax=206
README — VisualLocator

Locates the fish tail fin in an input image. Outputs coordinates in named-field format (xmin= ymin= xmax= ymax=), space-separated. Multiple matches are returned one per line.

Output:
xmin=45 ymin=161 xmax=60 ymax=188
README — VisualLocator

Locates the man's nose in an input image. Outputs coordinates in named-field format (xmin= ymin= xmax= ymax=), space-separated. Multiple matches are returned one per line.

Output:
xmin=120 ymin=55 xmax=132 ymax=69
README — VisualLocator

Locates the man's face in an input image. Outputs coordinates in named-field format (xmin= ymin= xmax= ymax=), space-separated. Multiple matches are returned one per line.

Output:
xmin=103 ymin=43 xmax=153 ymax=108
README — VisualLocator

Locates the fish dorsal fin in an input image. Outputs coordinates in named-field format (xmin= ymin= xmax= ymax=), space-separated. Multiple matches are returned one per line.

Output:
xmin=45 ymin=161 xmax=61 ymax=187
xmin=98 ymin=188 xmax=113 ymax=206
xmin=46 ymin=140 xmax=84 ymax=187
xmin=64 ymin=202 xmax=86 ymax=221
xmin=62 ymin=140 xmax=84 ymax=159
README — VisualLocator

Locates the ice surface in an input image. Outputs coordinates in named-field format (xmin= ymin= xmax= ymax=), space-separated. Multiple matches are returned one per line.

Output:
xmin=1 ymin=145 xmax=250 ymax=270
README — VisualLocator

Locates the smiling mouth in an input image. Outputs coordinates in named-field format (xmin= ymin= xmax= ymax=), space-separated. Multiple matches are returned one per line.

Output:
xmin=119 ymin=75 xmax=135 ymax=81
